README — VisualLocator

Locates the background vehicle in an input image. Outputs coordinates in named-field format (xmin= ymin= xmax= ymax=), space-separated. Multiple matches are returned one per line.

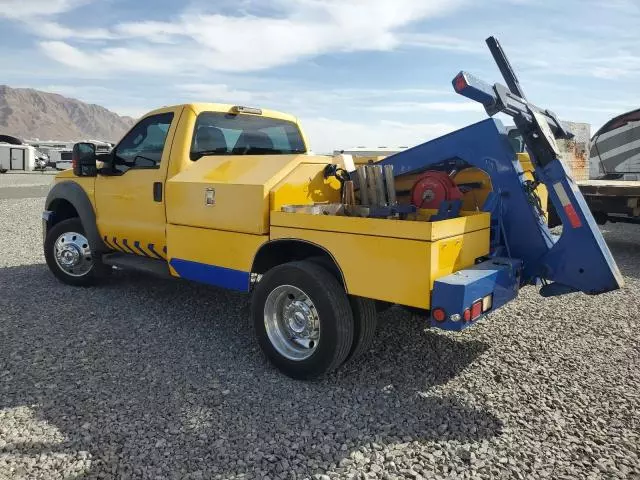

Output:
xmin=0 ymin=135 xmax=47 ymax=172
xmin=510 ymin=117 xmax=640 ymax=227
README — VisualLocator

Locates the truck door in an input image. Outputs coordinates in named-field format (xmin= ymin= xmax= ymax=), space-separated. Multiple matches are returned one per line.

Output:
xmin=95 ymin=107 xmax=182 ymax=259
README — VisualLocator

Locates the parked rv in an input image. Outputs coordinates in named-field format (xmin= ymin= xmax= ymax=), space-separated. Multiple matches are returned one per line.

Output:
xmin=590 ymin=109 xmax=640 ymax=180
xmin=0 ymin=143 xmax=45 ymax=173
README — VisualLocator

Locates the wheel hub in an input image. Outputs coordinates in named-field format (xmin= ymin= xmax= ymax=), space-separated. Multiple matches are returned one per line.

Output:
xmin=264 ymin=285 xmax=320 ymax=361
xmin=59 ymin=244 xmax=81 ymax=267
xmin=53 ymin=231 xmax=93 ymax=277
xmin=283 ymin=300 xmax=315 ymax=337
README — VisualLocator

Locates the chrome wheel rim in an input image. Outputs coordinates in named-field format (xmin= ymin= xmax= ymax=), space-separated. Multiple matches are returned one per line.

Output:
xmin=264 ymin=285 xmax=320 ymax=361
xmin=53 ymin=231 xmax=93 ymax=277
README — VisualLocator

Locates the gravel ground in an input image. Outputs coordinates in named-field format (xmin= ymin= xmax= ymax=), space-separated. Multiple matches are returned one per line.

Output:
xmin=0 ymin=172 xmax=56 ymax=188
xmin=0 ymin=173 xmax=55 ymax=200
xmin=0 ymin=194 xmax=639 ymax=480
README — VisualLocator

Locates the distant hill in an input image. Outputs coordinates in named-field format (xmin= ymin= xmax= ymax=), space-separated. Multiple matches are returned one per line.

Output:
xmin=0 ymin=85 xmax=135 ymax=143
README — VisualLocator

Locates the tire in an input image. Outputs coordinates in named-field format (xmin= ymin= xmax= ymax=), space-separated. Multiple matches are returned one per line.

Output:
xmin=0 ymin=169 xmax=7 ymax=174
xmin=252 ymin=261 xmax=354 ymax=380
xmin=345 ymin=296 xmax=377 ymax=363
xmin=44 ymin=217 xmax=110 ymax=287
xmin=375 ymin=300 xmax=392 ymax=313
xmin=306 ymin=256 xmax=377 ymax=362
xmin=592 ymin=211 xmax=608 ymax=226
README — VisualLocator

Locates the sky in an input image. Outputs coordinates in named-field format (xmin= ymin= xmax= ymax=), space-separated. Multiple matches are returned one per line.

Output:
xmin=0 ymin=0 xmax=639 ymax=153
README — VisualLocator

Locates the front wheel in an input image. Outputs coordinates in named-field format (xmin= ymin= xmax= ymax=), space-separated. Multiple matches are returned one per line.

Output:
xmin=44 ymin=218 xmax=110 ymax=286
xmin=252 ymin=261 xmax=354 ymax=380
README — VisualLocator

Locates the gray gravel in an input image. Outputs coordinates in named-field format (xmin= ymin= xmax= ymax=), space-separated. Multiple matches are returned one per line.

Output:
xmin=0 ymin=172 xmax=56 ymax=188
xmin=0 ymin=173 xmax=55 ymax=200
xmin=0 ymin=193 xmax=639 ymax=479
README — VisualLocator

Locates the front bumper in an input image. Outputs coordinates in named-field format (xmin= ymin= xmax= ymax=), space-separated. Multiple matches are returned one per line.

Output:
xmin=430 ymin=257 xmax=522 ymax=331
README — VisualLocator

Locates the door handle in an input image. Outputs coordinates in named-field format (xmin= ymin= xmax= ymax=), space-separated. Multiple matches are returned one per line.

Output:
xmin=153 ymin=182 xmax=163 ymax=202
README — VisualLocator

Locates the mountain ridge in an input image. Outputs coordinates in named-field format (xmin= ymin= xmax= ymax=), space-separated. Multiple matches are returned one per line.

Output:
xmin=0 ymin=85 xmax=135 ymax=143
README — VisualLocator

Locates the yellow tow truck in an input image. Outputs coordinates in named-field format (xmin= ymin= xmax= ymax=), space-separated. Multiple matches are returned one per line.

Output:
xmin=43 ymin=38 xmax=622 ymax=379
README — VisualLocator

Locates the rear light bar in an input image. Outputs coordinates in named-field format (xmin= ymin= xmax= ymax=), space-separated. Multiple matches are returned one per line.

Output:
xmin=433 ymin=293 xmax=493 ymax=324
xmin=463 ymin=294 xmax=493 ymax=322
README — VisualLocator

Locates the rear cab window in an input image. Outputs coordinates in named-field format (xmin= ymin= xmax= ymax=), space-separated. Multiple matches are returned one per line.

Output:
xmin=190 ymin=112 xmax=306 ymax=160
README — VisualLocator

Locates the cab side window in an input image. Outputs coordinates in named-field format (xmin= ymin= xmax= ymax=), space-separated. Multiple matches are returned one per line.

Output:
xmin=114 ymin=113 xmax=174 ymax=170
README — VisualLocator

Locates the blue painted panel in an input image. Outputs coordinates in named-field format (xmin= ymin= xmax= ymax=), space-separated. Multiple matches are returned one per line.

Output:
xmin=378 ymin=119 xmax=551 ymax=286
xmin=534 ymin=161 xmax=624 ymax=294
xmin=430 ymin=258 xmax=521 ymax=331
xmin=170 ymin=258 xmax=250 ymax=292
xmin=378 ymin=119 xmax=622 ymax=296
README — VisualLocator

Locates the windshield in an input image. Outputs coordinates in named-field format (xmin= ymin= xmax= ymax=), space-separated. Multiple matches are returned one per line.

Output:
xmin=191 ymin=112 xmax=306 ymax=160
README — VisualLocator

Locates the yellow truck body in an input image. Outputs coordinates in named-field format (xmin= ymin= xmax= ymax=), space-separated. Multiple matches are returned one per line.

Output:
xmin=49 ymin=103 xmax=490 ymax=309
xmin=43 ymin=103 xmax=495 ymax=378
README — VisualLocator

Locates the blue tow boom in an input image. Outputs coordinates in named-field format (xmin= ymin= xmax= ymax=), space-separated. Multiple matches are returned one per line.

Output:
xmin=377 ymin=37 xmax=623 ymax=329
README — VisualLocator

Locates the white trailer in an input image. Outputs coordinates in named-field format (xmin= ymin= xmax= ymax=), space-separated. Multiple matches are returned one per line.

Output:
xmin=40 ymin=148 xmax=73 ymax=170
xmin=0 ymin=144 xmax=39 ymax=172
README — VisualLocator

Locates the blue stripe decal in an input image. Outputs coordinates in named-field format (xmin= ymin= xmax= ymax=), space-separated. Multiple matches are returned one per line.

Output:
xmin=103 ymin=236 xmax=116 ymax=250
xmin=112 ymin=237 xmax=124 ymax=253
xmin=169 ymin=258 xmax=250 ymax=292
xmin=147 ymin=243 xmax=165 ymax=260
xmin=134 ymin=241 xmax=150 ymax=257
xmin=122 ymin=239 xmax=137 ymax=255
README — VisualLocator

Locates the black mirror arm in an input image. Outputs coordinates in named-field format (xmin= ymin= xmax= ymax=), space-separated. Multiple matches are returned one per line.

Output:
xmin=98 ymin=153 xmax=118 ymax=176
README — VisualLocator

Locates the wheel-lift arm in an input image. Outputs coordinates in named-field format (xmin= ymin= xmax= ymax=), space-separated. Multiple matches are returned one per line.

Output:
xmin=379 ymin=37 xmax=623 ymax=296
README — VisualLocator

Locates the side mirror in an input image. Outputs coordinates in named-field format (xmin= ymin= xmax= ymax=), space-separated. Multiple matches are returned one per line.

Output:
xmin=72 ymin=142 xmax=97 ymax=177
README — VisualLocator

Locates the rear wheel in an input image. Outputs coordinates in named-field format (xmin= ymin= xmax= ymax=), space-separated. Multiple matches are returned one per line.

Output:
xmin=345 ymin=296 xmax=377 ymax=363
xmin=44 ymin=218 xmax=110 ymax=286
xmin=252 ymin=261 xmax=354 ymax=379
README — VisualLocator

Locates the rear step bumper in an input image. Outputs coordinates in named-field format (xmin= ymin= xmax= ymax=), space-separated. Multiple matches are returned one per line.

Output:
xmin=430 ymin=257 xmax=521 ymax=331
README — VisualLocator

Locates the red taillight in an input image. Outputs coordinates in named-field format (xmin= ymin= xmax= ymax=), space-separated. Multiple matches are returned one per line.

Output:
xmin=432 ymin=308 xmax=446 ymax=322
xmin=471 ymin=301 xmax=482 ymax=320
xmin=454 ymin=74 xmax=467 ymax=92
xmin=463 ymin=308 xmax=471 ymax=322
